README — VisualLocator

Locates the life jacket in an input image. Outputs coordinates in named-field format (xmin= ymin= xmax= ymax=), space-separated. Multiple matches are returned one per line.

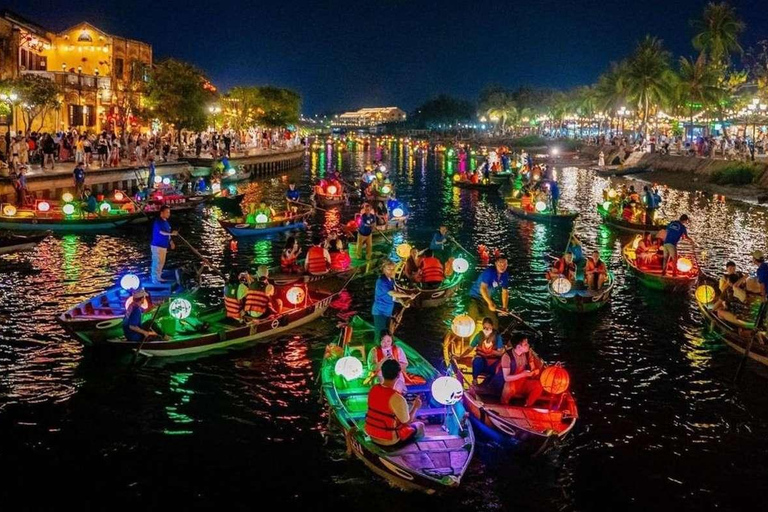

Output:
xmin=364 ymin=384 xmax=407 ymax=443
xmin=330 ymin=251 xmax=351 ymax=271
xmin=223 ymin=285 xmax=242 ymax=320
xmin=373 ymin=345 xmax=403 ymax=365
xmin=420 ymin=257 xmax=445 ymax=283
xmin=476 ymin=332 xmax=499 ymax=358
xmin=281 ymin=250 xmax=297 ymax=270
xmin=586 ymin=258 xmax=606 ymax=274
xmin=244 ymin=280 xmax=270 ymax=316
xmin=307 ymin=246 xmax=328 ymax=275
xmin=554 ymin=258 xmax=575 ymax=276
xmin=521 ymin=195 xmax=533 ymax=211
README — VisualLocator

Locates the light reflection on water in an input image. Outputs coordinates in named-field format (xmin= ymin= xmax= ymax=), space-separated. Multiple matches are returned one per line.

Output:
xmin=1 ymin=141 xmax=768 ymax=510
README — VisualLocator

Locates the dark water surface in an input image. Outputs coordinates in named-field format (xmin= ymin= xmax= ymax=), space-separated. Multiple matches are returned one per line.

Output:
xmin=2 ymin=141 xmax=768 ymax=511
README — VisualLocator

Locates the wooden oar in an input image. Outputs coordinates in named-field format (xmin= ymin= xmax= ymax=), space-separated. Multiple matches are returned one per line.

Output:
xmin=132 ymin=298 xmax=167 ymax=364
xmin=174 ymin=233 xmax=225 ymax=280
xmin=733 ymin=301 xmax=768 ymax=383
xmin=119 ymin=189 xmax=151 ymax=222
xmin=499 ymin=309 xmax=542 ymax=336
xmin=447 ymin=235 xmax=471 ymax=256
xmin=294 ymin=199 xmax=330 ymax=213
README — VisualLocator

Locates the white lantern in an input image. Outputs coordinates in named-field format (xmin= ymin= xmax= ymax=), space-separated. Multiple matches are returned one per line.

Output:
xmin=62 ymin=203 xmax=75 ymax=215
xmin=452 ymin=257 xmax=469 ymax=274
xmin=154 ymin=175 xmax=162 ymax=184
xmin=552 ymin=277 xmax=572 ymax=294
xmin=451 ymin=315 xmax=475 ymax=338
xmin=535 ymin=201 xmax=547 ymax=212
xmin=120 ymin=274 xmax=141 ymax=291
xmin=169 ymin=298 xmax=192 ymax=320
xmin=335 ymin=356 xmax=363 ymax=381
xmin=255 ymin=213 xmax=268 ymax=224
xmin=431 ymin=376 xmax=464 ymax=406
xmin=162 ymin=177 xmax=171 ymax=185
xmin=99 ymin=202 xmax=111 ymax=213
xmin=392 ymin=207 xmax=404 ymax=218
xmin=286 ymin=286 xmax=306 ymax=305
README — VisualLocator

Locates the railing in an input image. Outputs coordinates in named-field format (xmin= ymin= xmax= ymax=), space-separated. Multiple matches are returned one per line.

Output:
xmin=20 ymin=70 xmax=111 ymax=91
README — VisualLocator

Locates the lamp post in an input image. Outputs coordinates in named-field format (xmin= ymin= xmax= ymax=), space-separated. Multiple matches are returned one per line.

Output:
xmin=209 ymin=105 xmax=221 ymax=131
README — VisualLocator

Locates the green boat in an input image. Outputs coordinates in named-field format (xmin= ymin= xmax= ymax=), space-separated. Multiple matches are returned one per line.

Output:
xmin=547 ymin=272 xmax=615 ymax=312
xmin=320 ymin=316 xmax=475 ymax=493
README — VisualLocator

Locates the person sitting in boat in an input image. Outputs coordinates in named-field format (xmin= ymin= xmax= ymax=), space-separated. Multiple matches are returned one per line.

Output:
xmin=627 ymin=185 xmax=640 ymax=204
xmin=223 ymin=272 xmax=245 ymax=323
xmin=417 ymin=249 xmax=445 ymax=288
xmin=585 ymin=251 xmax=608 ymax=290
xmin=490 ymin=334 xmax=544 ymax=407
xmin=468 ymin=256 xmax=510 ymax=329
xmin=329 ymin=238 xmax=352 ymax=271
xmin=80 ymin=188 xmax=99 ymax=215
xmin=747 ymin=250 xmax=768 ymax=300
xmin=123 ymin=289 xmax=158 ymax=342
xmin=281 ymin=237 xmax=302 ymax=274
xmin=251 ymin=201 xmax=275 ymax=224
xmin=520 ymin=191 xmax=535 ymax=212
xmin=547 ymin=252 xmax=576 ymax=282
xmin=622 ymin=203 xmax=636 ymax=223
xmin=375 ymin=201 xmax=389 ymax=226
xmin=367 ymin=330 xmax=409 ymax=394
xmin=464 ymin=317 xmax=504 ymax=384
xmin=305 ymin=235 xmax=331 ymax=275
xmin=285 ymin=182 xmax=301 ymax=204
xmin=661 ymin=214 xmax=691 ymax=277
xmin=712 ymin=261 xmax=748 ymax=314
xmin=403 ymin=247 xmax=422 ymax=281
xmin=364 ymin=359 xmax=425 ymax=447
xmin=244 ymin=266 xmax=281 ymax=319
xmin=635 ymin=232 xmax=660 ymax=268
xmin=430 ymin=225 xmax=449 ymax=254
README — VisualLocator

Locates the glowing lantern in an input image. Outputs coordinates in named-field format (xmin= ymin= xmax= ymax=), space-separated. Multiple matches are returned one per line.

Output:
xmin=335 ymin=356 xmax=364 ymax=381
xmin=540 ymin=366 xmax=570 ymax=395
xmin=551 ymin=277 xmax=572 ymax=294
xmin=535 ymin=201 xmax=547 ymax=212
xmin=381 ymin=185 xmax=391 ymax=195
xmin=226 ymin=167 xmax=236 ymax=176
xmin=396 ymin=243 xmax=412 ymax=259
xmin=114 ymin=191 xmax=125 ymax=201
xmin=255 ymin=213 xmax=268 ymax=224
xmin=602 ymin=201 xmax=612 ymax=212
xmin=211 ymin=182 xmax=221 ymax=193
xmin=99 ymin=202 xmax=111 ymax=213
xmin=451 ymin=314 xmax=476 ymax=338
xmin=326 ymin=185 xmax=338 ymax=195
xmin=37 ymin=201 xmax=51 ymax=212
xmin=452 ymin=257 xmax=469 ymax=274
xmin=154 ymin=175 xmax=162 ymax=184
xmin=607 ymin=189 xmax=617 ymax=199
xmin=162 ymin=177 xmax=171 ymax=185
xmin=453 ymin=174 xmax=461 ymax=182
xmin=392 ymin=207 xmax=404 ymax=218
xmin=120 ymin=274 xmax=141 ymax=291
xmin=676 ymin=258 xmax=693 ymax=273
xmin=62 ymin=192 xmax=74 ymax=203
xmin=3 ymin=205 xmax=17 ymax=216
xmin=62 ymin=203 xmax=75 ymax=215
xmin=286 ymin=286 xmax=306 ymax=305
xmin=431 ymin=376 xmax=464 ymax=406
xmin=695 ymin=285 xmax=716 ymax=304
xmin=376 ymin=172 xmax=383 ymax=180
xmin=169 ymin=298 xmax=192 ymax=320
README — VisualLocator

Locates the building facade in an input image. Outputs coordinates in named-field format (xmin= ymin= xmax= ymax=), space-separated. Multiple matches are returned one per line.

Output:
xmin=336 ymin=107 xmax=406 ymax=127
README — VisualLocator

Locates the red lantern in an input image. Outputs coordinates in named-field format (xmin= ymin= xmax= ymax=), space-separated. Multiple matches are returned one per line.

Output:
xmin=540 ymin=366 xmax=570 ymax=395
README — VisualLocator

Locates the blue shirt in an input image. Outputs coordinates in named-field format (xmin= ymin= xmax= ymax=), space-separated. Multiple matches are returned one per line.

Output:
xmin=123 ymin=306 xmax=144 ymax=342
xmin=84 ymin=195 xmax=98 ymax=213
xmin=470 ymin=331 xmax=503 ymax=349
xmin=73 ymin=167 xmax=85 ymax=183
xmin=757 ymin=262 xmax=768 ymax=292
xmin=286 ymin=189 xmax=300 ymax=201
xmin=430 ymin=232 xmax=447 ymax=251
xmin=152 ymin=218 xmax=172 ymax=248
xmin=664 ymin=221 xmax=688 ymax=246
xmin=358 ymin=213 xmax=376 ymax=236
xmin=550 ymin=181 xmax=560 ymax=200
xmin=469 ymin=266 xmax=509 ymax=300
xmin=372 ymin=275 xmax=395 ymax=316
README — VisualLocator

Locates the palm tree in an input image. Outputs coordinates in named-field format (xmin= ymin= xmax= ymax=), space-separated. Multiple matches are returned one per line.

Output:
xmin=676 ymin=55 xmax=722 ymax=142
xmin=691 ymin=2 xmax=745 ymax=64
xmin=624 ymin=36 xmax=677 ymax=137
xmin=595 ymin=61 xmax=630 ymax=135
xmin=479 ymin=88 xmax=518 ymax=133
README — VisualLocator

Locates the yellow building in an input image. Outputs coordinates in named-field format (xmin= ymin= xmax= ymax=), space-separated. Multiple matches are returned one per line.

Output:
xmin=1 ymin=11 xmax=152 ymax=135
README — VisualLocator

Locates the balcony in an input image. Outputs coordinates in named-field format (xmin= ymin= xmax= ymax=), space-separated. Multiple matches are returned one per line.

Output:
xmin=21 ymin=70 xmax=111 ymax=91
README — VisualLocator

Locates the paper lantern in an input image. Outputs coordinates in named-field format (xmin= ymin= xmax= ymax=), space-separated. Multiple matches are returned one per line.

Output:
xmin=154 ymin=175 xmax=162 ymax=184
xmin=114 ymin=191 xmax=124 ymax=201
xmin=396 ymin=243 xmax=412 ymax=259
xmin=99 ymin=202 xmax=111 ymax=213
xmin=676 ymin=257 xmax=693 ymax=273
xmin=540 ymin=366 xmax=570 ymax=395
xmin=392 ymin=207 xmax=404 ymax=218
xmin=255 ymin=213 xmax=268 ymax=224
xmin=451 ymin=314 xmax=476 ymax=338
xmin=3 ymin=204 xmax=17 ymax=216
xmin=169 ymin=298 xmax=192 ymax=320
xmin=381 ymin=185 xmax=391 ymax=195
xmin=62 ymin=203 xmax=75 ymax=215
xmin=551 ymin=277 xmax=572 ymax=294
xmin=120 ymin=274 xmax=141 ymax=291
xmin=62 ymin=192 xmax=74 ymax=203
xmin=226 ymin=167 xmax=236 ymax=175
xmin=37 ymin=201 xmax=51 ymax=212
xmin=431 ymin=376 xmax=464 ymax=406
xmin=453 ymin=173 xmax=461 ymax=182
xmin=335 ymin=356 xmax=364 ymax=381
xmin=211 ymin=182 xmax=221 ymax=193
xmin=695 ymin=285 xmax=716 ymax=304
xmin=602 ymin=201 xmax=612 ymax=212
xmin=452 ymin=257 xmax=469 ymax=274
xmin=162 ymin=177 xmax=171 ymax=185
xmin=535 ymin=201 xmax=547 ymax=212
xmin=608 ymin=189 xmax=617 ymax=199
xmin=326 ymin=185 xmax=338 ymax=195
xmin=286 ymin=286 xmax=306 ymax=306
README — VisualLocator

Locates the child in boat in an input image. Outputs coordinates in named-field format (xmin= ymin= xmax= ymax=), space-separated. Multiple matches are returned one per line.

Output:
xmin=403 ymin=247 xmax=422 ymax=281
xmin=712 ymin=261 xmax=748 ymax=315
xmin=364 ymin=359 xmax=424 ymax=446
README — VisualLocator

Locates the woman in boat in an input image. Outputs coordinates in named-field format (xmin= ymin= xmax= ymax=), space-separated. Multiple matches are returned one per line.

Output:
xmin=364 ymin=359 xmax=424 ymax=447
xmin=223 ymin=272 xmax=245 ymax=323
xmin=375 ymin=201 xmax=389 ymax=226
xmin=463 ymin=317 xmax=504 ymax=383
xmin=712 ymin=261 xmax=748 ymax=314
xmin=366 ymin=330 xmax=409 ymax=393
xmin=403 ymin=247 xmax=422 ymax=282
xmin=281 ymin=237 xmax=302 ymax=274
xmin=305 ymin=235 xmax=331 ymax=275
xmin=585 ymin=251 xmax=608 ymax=290
xmin=417 ymin=249 xmax=445 ymax=289
xmin=635 ymin=232 xmax=660 ymax=268
xmin=547 ymin=252 xmax=576 ymax=282
xmin=329 ymin=238 xmax=351 ymax=271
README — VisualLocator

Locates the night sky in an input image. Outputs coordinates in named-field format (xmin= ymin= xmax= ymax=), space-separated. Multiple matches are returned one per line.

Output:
xmin=4 ymin=0 xmax=767 ymax=114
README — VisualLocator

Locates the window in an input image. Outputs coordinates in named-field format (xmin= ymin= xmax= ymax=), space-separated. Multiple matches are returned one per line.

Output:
xmin=85 ymin=105 xmax=96 ymax=127
xmin=114 ymin=58 xmax=124 ymax=79
xmin=77 ymin=30 xmax=93 ymax=42
xmin=69 ymin=104 xmax=84 ymax=126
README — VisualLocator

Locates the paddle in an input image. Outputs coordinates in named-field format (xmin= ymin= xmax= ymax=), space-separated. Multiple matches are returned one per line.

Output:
xmin=447 ymin=235 xmax=471 ymax=256
xmin=119 ymin=189 xmax=151 ymax=222
xmin=733 ymin=300 xmax=768 ymax=383
xmin=294 ymin=199 xmax=330 ymax=213
xmin=174 ymin=233 xmax=224 ymax=280
xmin=499 ymin=309 xmax=542 ymax=337
xmin=132 ymin=298 xmax=167 ymax=364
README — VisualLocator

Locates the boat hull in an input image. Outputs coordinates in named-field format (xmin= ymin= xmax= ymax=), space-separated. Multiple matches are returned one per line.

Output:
xmin=452 ymin=181 xmax=502 ymax=192
xmin=548 ymin=272 xmax=615 ymax=313
xmin=0 ymin=214 xmax=146 ymax=231
xmin=507 ymin=204 xmax=578 ymax=225
xmin=622 ymin=244 xmax=698 ymax=291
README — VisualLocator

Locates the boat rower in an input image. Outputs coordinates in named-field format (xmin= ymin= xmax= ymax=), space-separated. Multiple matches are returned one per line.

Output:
xmin=468 ymin=256 xmax=510 ymax=330
xmin=285 ymin=182 xmax=301 ymax=205
xmin=364 ymin=359 xmax=425 ymax=446
xmin=123 ymin=289 xmax=157 ymax=342
xmin=661 ymin=214 xmax=690 ymax=277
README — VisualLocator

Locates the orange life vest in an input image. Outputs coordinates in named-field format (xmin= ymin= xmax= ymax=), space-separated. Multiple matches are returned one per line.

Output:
xmin=586 ymin=258 xmax=606 ymax=274
xmin=521 ymin=195 xmax=533 ymax=211
xmin=554 ymin=258 xmax=575 ymax=276
xmin=330 ymin=251 xmax=351 ymax=271
xmin=364 ymin=384 xmax=409 ymax=442
xmin=420 ymin=256 xmax=445 ymax=283
xmin=306 ymin=246 xmax=328 ymax=275
xmin=223 ymin=285 xmax=242 ymax=320
xmin=374 ymin=345 xmax=402 ymax=364
xmin=475 ymin=332 xmax=500 ymax=358
xmin=244 ymin=281 xmax=270 ymax=316
xmin=281 ymin=250 xmax=297 ymax=270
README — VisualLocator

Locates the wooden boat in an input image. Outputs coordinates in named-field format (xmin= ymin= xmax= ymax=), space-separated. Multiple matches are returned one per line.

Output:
xmin=106 ymin=286 xmax=335 ymax=358
xmin=695 ymin=274 xmax=768 ymax=367
xmin=622 ymin=240 xmax=699 ymax=291
xmin=221 ymin=168 xmax=252 ymax=183
xmin=321 ymin=316 xmax=475 ymax=492
xmin=547 ymin=272 xmax=615 ymax=312
xmin=394 ymin=272 xmax=464 ymax=309
xmin=268 ymin=251 xmax=385 ymax=286
xmin=452 ymin=179 xmax=502 ymax=192
xmin=507 ymin=201 xmax=578 ymax=225
xmin=142 ymin=190 xmax=207 ymax=213
xmin=313 ymin=187 xmax=345 ymax=206
xmin=444 ymin=332 xmax=578 ymax=454
xmin=596 ymin=202 xmax=666 ymax=233
xmin=0 ymin=231 xmax=51 ymax=254
xmin=209 ymin=193 xmax=244 ymax=209
xmin=343 ymin=214 xmax=407 ymax=240
xmin=58 ymin=268 xmax=197 ymax=345
xmin=218 ymin=207 xmax=313 ymax=237
xmin=0 ymin=206 xmax=147 ymax=232
xmin=489 ymin=171 xmax=515 ymax=183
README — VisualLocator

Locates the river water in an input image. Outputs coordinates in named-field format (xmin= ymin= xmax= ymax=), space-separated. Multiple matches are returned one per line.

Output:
xmin=1 ymin=140 xmax=768 ymax=511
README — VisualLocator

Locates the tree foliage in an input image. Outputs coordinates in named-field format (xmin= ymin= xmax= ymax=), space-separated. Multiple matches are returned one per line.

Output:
xmin=691 ymin=2 xmax=745 ymax=64
xmin=146 ymin=59 xmax=216 ymax=135
xmin=0 ymin=75 xmax=61 ymax=132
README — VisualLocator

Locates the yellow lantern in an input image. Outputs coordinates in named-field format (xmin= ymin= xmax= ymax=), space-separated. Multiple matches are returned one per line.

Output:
xmin=3 ymin=204 xmax=17 ymax=216
xmin=451 ymin=314 xmax=476 ymax=338
xmin=326 ymin=185 xmax=338 ymax=195
xmin=695 ymin=285 xmax=716 ymax=304
xmin=381 ymin=185 xmax=391 ymax=195
xmin=453 ymin=174 xmax=461 ymax=182
xmin=62 ymin=192 xmax=74 ymax=203
xmin=396 ymin=243 xmax=412 ymax=259
xmin=608 ymin=189 xmax=617 ymax=199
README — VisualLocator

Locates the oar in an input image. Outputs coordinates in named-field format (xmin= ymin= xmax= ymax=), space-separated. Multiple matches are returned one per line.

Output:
xmin=120 ymin=189 xmax=151 ymax=222
xmin=294 ymin=199 xmax=330 ymax=213
xmin=132 ymin=299 xmax=167 ymax=364
xmin=390 ymin=294 xmax=418 ymax=335
xmin=499 ymin=309 xmax=542 ymax=336
xmin=374 ymin=227 xmax=392 ymax=244
xmin=447 ymin=235 xmax=471 ymax=256
xmin=175 ymin=233 xmax=224 ymax=279
xmin=733 ymin=301 xmax=768 ymax=383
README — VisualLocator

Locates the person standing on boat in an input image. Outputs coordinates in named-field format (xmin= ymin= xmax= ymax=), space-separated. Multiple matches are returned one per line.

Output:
xmin=430 ymin=225 xmax=449 ymax=258
xmin=151 ymin=205 xmax=177 ymax=284
xmin=364 ymin=359 xmax=424 ymax=446
xmin=73 ymin=161 xmax=86 ymax=199
xmin=123 ymin=289 xmax=157 ymax=342
xmin=661 ymin=214 xmax=690 ymax=277
xmin=465 ymin=317 xmax=504 ymax=383
xmin=355 ymin=203 xmax=377 ymax=260
xmin=367 ymin=331 xmax=409 ymax=393
xmin=548 ymin=180 xmax=560 ymax=215
xmin=372 ymin=260 xmax=415 ymax=341
xmin=285 ymin=182 xmax=301 ymax=206
xmin=468 ymin=256 xmax=510 ymax=330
